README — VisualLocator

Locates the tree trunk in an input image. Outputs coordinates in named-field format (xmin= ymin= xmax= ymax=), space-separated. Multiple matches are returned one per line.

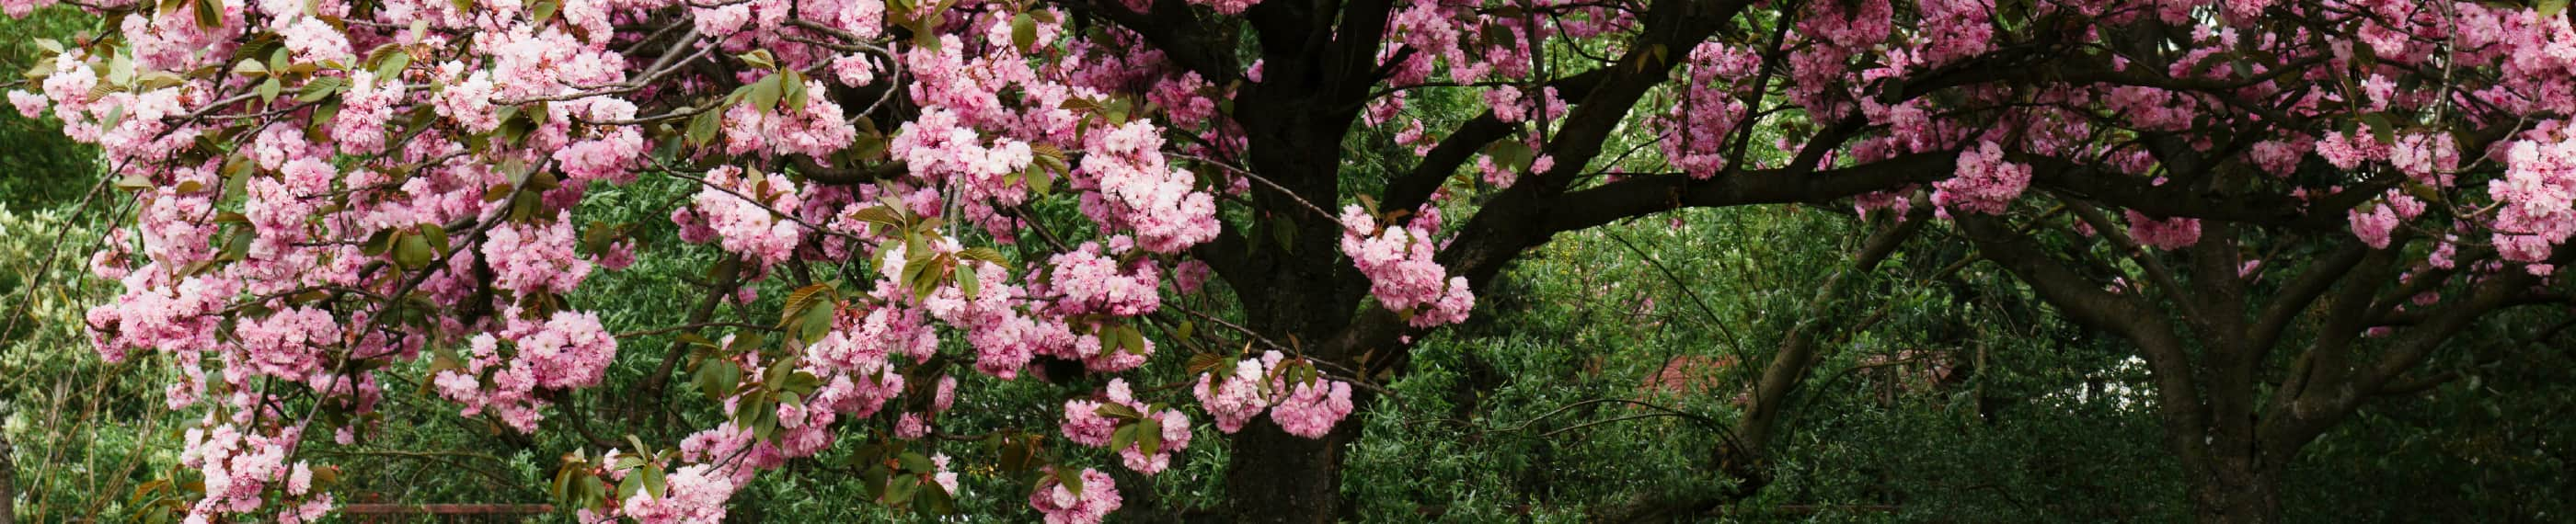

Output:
xmin=2 ymin=430 xmax=15 ymax=524
xmin=1223 ymin=418 xmax=1355 ymax=523
xmin=2187 ymin=459 xmax=2281 ymax=524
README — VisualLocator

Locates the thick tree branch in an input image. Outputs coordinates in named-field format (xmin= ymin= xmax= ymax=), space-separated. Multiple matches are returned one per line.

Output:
xmin=1955 ymin=214 xmax=2218 ymax=474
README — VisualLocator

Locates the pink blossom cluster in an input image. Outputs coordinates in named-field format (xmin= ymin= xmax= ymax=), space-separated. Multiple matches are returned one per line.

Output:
xmin=180 ymin=424 xmax=334 ymax=522
xmin=720 ymin=81 xmax=859 ymax=159
xmin=1931 ymin=141 xmax=2031 ymax=217
xmin=2491 ymin=136 xmax=2576 ymax=264
xmin=430 ymin=311 xmax=617 ymax=433
xmin=481 ymin=213 xmax=594 ymax=294
xmin=2350 ymin=189 xmax=2427 ymax=249
xmin=810 ymin=305 xmax=937 ymax=376
xmin=1339 ymin=205 xmax=1475 ymax=327
xmin=1193 ymin=351 xmax=1358 ymax=439
xmin=330 ymin=71 xmax=405 ymax=155
xmin=615 ymin=464 xmax=741 ymax=524
xmin=231 ymin=306 xmax=341 ymax=382
xmin=1029 ymin=467 xmax=1121 ymax=524
xmin=2316 ymin=130 xmax=2392 ymax=170
xmin=12 ymin=0 xmax=1240 ymax=518
xmin=1913 ymin=0 xmax=1995 ymax=67
xmin=2122 ymin=211 xmax=2202 ymax=250
xmin=678 ymin=165 xmax=811 ymax=268
xmin=892 ymin=108 xmax=1039 ymax=208
xmin=1042 ymin=241 xmax=1164 ymax=317
xmin=1187 ymin=0 xmax=1259 ymax=15
xmin=552 ymin=97 xmax=650 ymax=184
xmin=1658 ymin=42 xmax=1756 ymax=178
xmin=1075 ymin=120 xmax=1221 ymax=254
xmin=1059 ymin=379 xmax=1195 ymax=474
xmin=2390 ymin=133 xmax=2461 ymax=187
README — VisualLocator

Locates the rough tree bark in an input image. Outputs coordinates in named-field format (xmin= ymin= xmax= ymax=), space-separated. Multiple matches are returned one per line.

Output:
xmin=2 ymin=429 xmax=14 ymax=524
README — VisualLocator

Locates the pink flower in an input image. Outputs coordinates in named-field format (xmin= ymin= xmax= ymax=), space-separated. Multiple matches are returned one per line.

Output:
xmin=1044 ymin=242 xmax=1163 ymax=317
xmin=482 ymin=213 xmax=594 ymax=294
xmin=7 ymin=89 xmax=43 ymax=118
xmin=683 ymin=166 xmax=809 ymax=268
xmin=1062 ymin=379 xmax=1194 ymax=474
xmin=1029 ymin=467 xmax=1121 ymax=524
xmin=2124 ymin=211 xmax=2202 ymax=250
xmin=1194 ymin=358 xmax=1270 ymax=433
xmin=280 ymin=18 xmax=351 ymax=64
xmin=1270 ymin=377 xmax=1354 ymax=439
xmin=2349 ymin=190 xmax=2424 ymax=249
xmin=1931 ymin=141 xmax=2031 ymax=216
xmin=1174 ymin=259 xmax=1213 ymax=294
xmin=1188 ymin=0 xmax=1258 ymax=15
xmin=618 ymin=464 xmax=740 ymax=523
xmin=1339 ymin=206 xmax=1475 ymax=327
xmin=232 ymin=306 xmax=339 ymax=382
xmin=515 ymin=311 xmax=618 ymax=390
xmin=2489 ymin=137 xmax=2576 ymax=263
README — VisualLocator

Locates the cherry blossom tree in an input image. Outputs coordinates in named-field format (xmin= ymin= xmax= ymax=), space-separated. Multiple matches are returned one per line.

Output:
xmin=7 ymin=0 xmax=2576 ymax=520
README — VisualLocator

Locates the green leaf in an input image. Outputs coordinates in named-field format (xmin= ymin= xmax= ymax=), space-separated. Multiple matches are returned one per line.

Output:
xmin=997 ymin=436 xmax=1035 ymax=472
xmin=1486 ymin=139 xmax=1535 ymax=173
xmin=297 ymin=76 xmax=342 ymax=103
xmin=885 ymin=474 xmax=920 ymax=505
xmin=848 ymin=206 xmax=906 ymax=229
xmin=1093 ymin=403 xmax=1143 ymax=421
xmin=1186 ymin=353 xmax=1230 ymax=375
xmin=687 ymin=107 xmax=721 ymax=146
xmin=780 ymin=371 xmax=822 ymax=396
xmin=530 ymin=0 xmax=558 ymax=24
xmin=393 ymin=234 xmax=434 ymax=269
xmin=897 ymin=451 xmax=934 ymax=474
xmin=361 ymin=229 xmax=397 ymax=256
xmin=639 ymin=465 xmax=667 ymax=499
xmin=2362 ymin=113 xmax=2397 ymax=145
xmin=192 ymin=0 xmax=222 ymax=29
xmin=782 ymin=70 xmax=808 ymax=112
xmin=1137 ymin=416 xmax=1164 ymax=456
xmin=1025 ymin=165 xmax=1054 ymax=195
xmin=1011 ymin=13 xmax=1038 ymax=50
xmin=739 ymin=50 xmax=777 ymax=71
xmin=429 ymin=345 xmax=466 ymax=374
xmin=779 ymin=282 xmax=835 ymax=327
xmin=1110 ymin=424 xmax=1138 ymax=455
xmin=415 ymin=222 xmax=450 ymax=256
xmin=2544 ymin=0 xmax=2570 ymax=18
xmin=221 ymin=227 xmax=255 ymax=262
xmin=748 ymin=74 xmax=783 ymax=113
xmin=957 ymin=263 xmax=980 ymax=299
xmin=374 ymin=50 xmax=411 ymax=81
xmin=1120 ymin=325 xmax=1148 ymax=356
xmin=616 ymin=471 xmax=643 ymax=500
xmin=550 ymin=469 xmax=572 ymax=504
xmin=958 ymin=246 xmax=1009 ymax=264
xmin=231 ymin=59 xmax=267 ymax=76
xmin=694 ymin=360 xmax=741 ymax=400
xmin=919 ymin=480 xmax=958 ymax=514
